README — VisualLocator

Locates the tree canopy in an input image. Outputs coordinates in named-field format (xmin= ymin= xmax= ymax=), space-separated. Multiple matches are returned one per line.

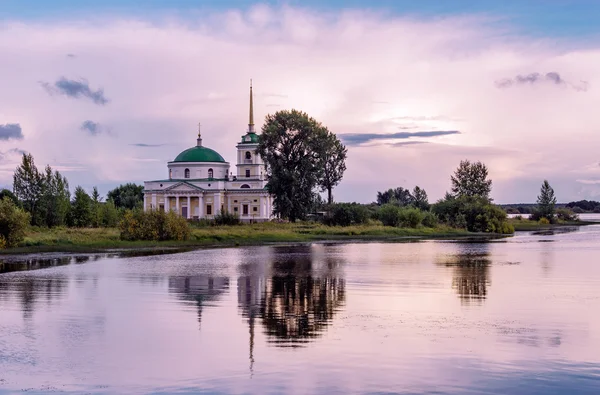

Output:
xmin=107 ymin=183 xmax=144 ymax=210
xmin=450 ymin=160 xmax=492 ymax=200
xmin=257 ymin=109 xmax=346 ymax=221
xmin=534 ymin=180 xmax=557 ymax=220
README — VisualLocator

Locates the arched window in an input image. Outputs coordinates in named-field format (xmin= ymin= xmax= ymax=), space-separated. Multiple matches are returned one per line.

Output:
xmin=184 ymin=168 xmax=190 ymax=179
xmin=245 ymin=151 xmax=252 ymax=159
xmin=208 ymin=168 xmax=213 ymax=179
xmin=240 ymin=184 xmax=251 ymax=189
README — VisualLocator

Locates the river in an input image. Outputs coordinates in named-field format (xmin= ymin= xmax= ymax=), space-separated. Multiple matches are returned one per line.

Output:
xmin=1 ymin=225 xmax=600 ymax=394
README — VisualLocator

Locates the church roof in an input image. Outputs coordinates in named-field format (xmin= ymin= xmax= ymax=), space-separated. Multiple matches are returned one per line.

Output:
xmin=239 ymin=132 xmax=259 ymax=144
xmin=172 ymin=146 xmax=226 ymax=163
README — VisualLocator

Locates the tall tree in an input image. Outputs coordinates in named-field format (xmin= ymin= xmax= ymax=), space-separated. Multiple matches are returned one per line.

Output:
xmin=412 ymin=186 xmax=430 ymax=210
xmin=257 ymin=110 xmax=330 ymax=222
xmin=536 ymin=180 xmax=557 ymax=220
xmin=91 ymin=186 xmax=103 ymax=227
xmin=39 ymin=165 xmax=71 ymax=227
xmin=317 ymin=132 xmax=347 ymax=205
xmin=0 ymin=189 xmax=20 ymax=207
xmin=70 ymin=186 xmax=93 ymax=227
xmin=107 ymin=183 xmax=143 ymax=210
xmin=450 ymin=160 xmax=492 ymax=200
xmin=376 ymin=187 xmax=413 ymax=206
xmin=12 ymin=153 xmax=43 ymax=225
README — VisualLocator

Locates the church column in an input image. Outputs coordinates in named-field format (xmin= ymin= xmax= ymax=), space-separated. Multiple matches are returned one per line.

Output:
xmin=187 ymin=196 xmax=191 ymax=219
xmin=259 ymin=196 xmax=264 ymax=219
xmin=152 ymin=194 xmax=157 ymax=210
xmin=214 ymin=193 xmax=221 ymax=215
xmin=143 ymin=194 xmax=147 ymax=212
xmin=227 ymin=193 xmax=232 ymax=214
xmin=175 ymin=195 xmax=180 ymax=215
xmin=164 ymin=196 xmax=170 ymax=212
xmin=198 ymin=195 xmax=204 ymax=218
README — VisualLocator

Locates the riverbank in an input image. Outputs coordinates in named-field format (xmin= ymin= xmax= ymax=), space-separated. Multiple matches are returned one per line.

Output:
xmin=2 ymin=223 xmax=499 ymax=255
xmin=508 ymin=218 xmax=597 ymax=231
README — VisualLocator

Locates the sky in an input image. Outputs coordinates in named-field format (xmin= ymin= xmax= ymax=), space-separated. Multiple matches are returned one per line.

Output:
xmin=1 ymin=1 xmax=600 ymax=204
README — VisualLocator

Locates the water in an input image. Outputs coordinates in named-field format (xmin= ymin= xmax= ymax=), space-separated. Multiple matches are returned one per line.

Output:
xmin=1 ymin=226 xmax=600 ymax=394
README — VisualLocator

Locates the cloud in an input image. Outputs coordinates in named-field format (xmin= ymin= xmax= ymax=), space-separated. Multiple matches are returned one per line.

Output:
xmin=1 ymin=5 xmax=600 ymax=203
xmin=495 ymin=72 xmax=589 ymax=91
xmin=41 ymin=77 xmax=109 ymax=105
xmin=129 ymin=143 xmax=168 ymax=147
xmin=390 ymin=141 xmax=429 ymax=147
xmin=340 ymin=131 xmax=460 ymax=146
xmin=0 ymin=148 xmax=27 ymax=161
xmin=66 ymin=53 xmax=76 ymax=58
xmin=576 ymin=179 xmax=600 ymax=185
xmin=0 ymin=124 xmax=24 ymax=140
xmin=80 ymin=120 xmax=102 ymax=135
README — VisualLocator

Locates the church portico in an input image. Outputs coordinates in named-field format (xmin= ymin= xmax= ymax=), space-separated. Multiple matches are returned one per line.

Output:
xmin=143 ymin=82 xmax=273 ymax=222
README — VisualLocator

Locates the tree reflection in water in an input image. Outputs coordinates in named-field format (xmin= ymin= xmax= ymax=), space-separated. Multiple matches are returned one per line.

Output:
xmin=255 ymin=245 xmax=346 ymax=348
xmin=168 ymin=276 xmax=229 ymax=330
xmin=436 ymin=243 xmax=492 ymax=304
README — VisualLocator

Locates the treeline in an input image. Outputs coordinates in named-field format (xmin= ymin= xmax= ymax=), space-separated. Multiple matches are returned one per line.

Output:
xmin=6 ymin=153 xmax=144 ymax=229
xmin=566 ymin=200 xmax=600 ymax=213
xmin=322 ymin=160 xmax=514 ymax=234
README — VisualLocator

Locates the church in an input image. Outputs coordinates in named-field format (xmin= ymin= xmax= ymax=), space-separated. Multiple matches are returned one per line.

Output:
xmin=143 ymin=83 xmax=273 ymax=222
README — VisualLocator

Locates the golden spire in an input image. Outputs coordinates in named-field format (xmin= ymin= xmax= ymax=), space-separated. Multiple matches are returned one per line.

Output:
xmin=248 ymin=79 xmax=255 ymax=133
xmin=196 ymin=122 xmax=202 ymax=147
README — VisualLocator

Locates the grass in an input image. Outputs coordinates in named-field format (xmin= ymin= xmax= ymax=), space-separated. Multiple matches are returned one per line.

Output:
xmin=2 ymin=222 xmax=494 ymax=255
xmin=508 ymin=218 xmax=597 ymax=231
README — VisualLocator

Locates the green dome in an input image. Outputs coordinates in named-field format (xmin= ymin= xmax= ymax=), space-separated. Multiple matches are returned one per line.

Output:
xmin=173 ymin=146 xmax=226 ymax=163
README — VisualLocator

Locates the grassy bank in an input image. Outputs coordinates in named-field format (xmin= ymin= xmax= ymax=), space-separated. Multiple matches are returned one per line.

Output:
xmin=508 ymin=218 xmax=597 ymax=231
xmin=2 ymin=223 xmax=496 ymax=255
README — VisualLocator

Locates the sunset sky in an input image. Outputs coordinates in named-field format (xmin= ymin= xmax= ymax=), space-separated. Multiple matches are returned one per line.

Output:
xmin=1 ymin=0 xmax=599 ymax=203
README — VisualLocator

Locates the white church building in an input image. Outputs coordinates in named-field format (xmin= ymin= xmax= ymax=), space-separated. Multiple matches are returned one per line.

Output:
xmin=143 ymin=83 xmax=273 ymax=222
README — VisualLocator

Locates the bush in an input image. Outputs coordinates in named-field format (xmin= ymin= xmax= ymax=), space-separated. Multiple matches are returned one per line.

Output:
xmin=422 ymin=211 xmax=438 ymax=228
xmin=214 ymin=209 xmax=241 ymax=225
xmin=327 ymin=203 xmax=369 ymax=226
xmin=378 ymin=204 xmax=401 ymax=227
xmin=571 ymin=206 xmax=584 ymax=214
xmin=432 ymin=195 xmax=513 ymax=234
xmin=0 ymin=197 xmax=31 ymax=248
xmin=119 ymin=209 xmax=191 ymax=241
xmin=538 ymin=217 xmax=550 ymax=225
xmin=398 ymin=207 xmax=424 ymax=228
xmin=556 ymin=208 xmax=579 ymax=221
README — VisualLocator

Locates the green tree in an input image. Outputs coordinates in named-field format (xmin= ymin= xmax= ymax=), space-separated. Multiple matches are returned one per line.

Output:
xmin=101 ymin=199 xmax=120 ymax=227
xmin=411 ymin=186 xmax=430 ymax=210
xmin=535 ymin=180 xmax=557 ymax=220
xmin=107 ymin=183 xmax=144 ymax=210
xmin=70 ymin=186 xmax=93 ymax=227
xmin=451 ymin=160 xmax=492 ymax=200
xmin=0 ymin=197 xmax=30 ymax=248
xmin=91 ymin=186 xmax=103 ymax=227
xmin=258 ymin=109 xmax=330 ymax=222
xmin=317 ymin=132 xmax=347 ymax=204
xmin=376 ymin=187 xmax=413 ymax=206
xmin=12 ymin=153 xmax=43 ymax=225
xmin=0 ymin=189 xmax=20 ymax=207
xmin=39 ymin=165 xmax=71 ymax=227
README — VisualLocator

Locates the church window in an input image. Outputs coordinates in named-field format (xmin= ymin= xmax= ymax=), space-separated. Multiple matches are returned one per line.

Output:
xmin=207 ymin=204 xmax=212 ymax=215
xmin=245 ymin=151 xmax=252 ymax=161
xmin=184 ymin=168 xmax=190 ymax=179
xmin=245 ymin=169 xmax=250 ymax=178
xmin=208 ymin=168 xmax=214 ymax=179
xmin=253 ymin=207 xmax=258 ymax=212
xmin=240 ymin=184 xmax=250 ymax=189
xmin=243 ymin=205 xmax=249 ymax=215
xmin=234 ymin=207 xmax=238 ymax=212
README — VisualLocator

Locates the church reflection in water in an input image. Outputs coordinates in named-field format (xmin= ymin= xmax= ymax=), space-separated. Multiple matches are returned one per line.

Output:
xmin=168 ymin=275 xmax=230 ymax=330
xmin=436 ymin=243 xmax=491 ymax=303
xmin=237 ymin=245 xmax=346 ymax=349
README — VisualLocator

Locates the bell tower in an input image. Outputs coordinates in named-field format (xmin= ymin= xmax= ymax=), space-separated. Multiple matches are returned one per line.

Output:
xmin=236 ymin=80 xmax=265 ymax=181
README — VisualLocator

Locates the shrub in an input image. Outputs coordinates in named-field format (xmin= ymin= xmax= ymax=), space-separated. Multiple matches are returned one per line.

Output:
xmin=432 ymin=195 xmax=513 ymax=234
xmin=421 ymin=211 xmax=438 ymax=228
xmin=571 ymin=206 xmax=584 ymax=214
xmin=119 ymin=209 xmax=191 ymax=241
xmin=398 ymin=207 xmax=424 ymax=228
xmin=214 ymin=209 xmax=241 ymax=225
xmin=514 ymin=215 xmax=523 ymax=220
xmin=0 ymin=197 xmax=31 ymax=248
xmin=327 ymin=203 xmax=369 ymax=226
xmin=556 ymin=208 xmax=579 ymax=221
xmin=538 ymin=217 xmax=550 ymax=225
xmin=378 ymin=204 xmax=401 ymax=227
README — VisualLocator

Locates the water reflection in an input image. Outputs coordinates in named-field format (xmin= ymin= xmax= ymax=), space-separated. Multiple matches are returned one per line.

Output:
xmin=0 ymin=256 xmax=74 ymax=274
xmin=168 ymin=276 xmax=230 ymax=330
xmin=0 ymin=276 xmax=68 ymax=320
xmin=436 ymin=243 xmax=491 ymax=303
xmin=256 ymin=246 xmax=346 ymax=348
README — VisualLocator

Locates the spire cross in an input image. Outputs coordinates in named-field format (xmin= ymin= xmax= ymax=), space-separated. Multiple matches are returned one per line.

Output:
xmin=196 ymin=122 xmax=203 ymax=147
